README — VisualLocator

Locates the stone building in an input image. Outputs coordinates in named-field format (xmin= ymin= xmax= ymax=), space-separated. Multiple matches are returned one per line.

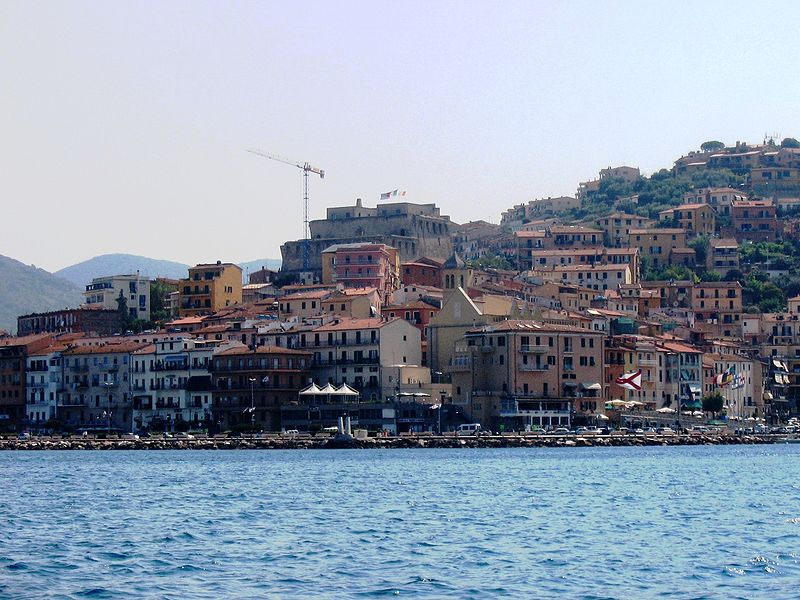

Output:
xmin=280 ymin=199 xmax=456 ymax=277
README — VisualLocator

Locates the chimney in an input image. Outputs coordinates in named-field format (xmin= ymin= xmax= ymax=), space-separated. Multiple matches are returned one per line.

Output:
xmin=216 ymin=260 xmax=221 ymax=265
xmin=356 ymin=198 xmax=362 ymax=207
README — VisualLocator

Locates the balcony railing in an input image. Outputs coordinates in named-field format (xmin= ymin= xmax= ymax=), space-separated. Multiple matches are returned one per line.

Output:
xmin=520 ymin=344 xmax=549 ymax=353
xmin=519 ymin=363 xmax=548 ymax=371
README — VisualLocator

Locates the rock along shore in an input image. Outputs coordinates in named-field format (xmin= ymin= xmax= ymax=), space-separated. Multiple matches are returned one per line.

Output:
xmin=0 ymin=433 xmax=787 ymax=451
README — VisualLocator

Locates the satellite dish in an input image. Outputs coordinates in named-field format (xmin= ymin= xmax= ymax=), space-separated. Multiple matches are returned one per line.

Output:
xmin=672 ymin=301 xmax=679 ymax=308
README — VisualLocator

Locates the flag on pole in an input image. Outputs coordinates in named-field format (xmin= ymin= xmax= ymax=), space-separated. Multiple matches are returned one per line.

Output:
xmin=713 ymin=367 xmax=734 ymax=387
xmin=615 ymin=369 xmax=642 ymax=391
xmin=731 ymin=373 xmax=745 ymax=390
xmin=380 ymin=191 xmax=391 ymax=200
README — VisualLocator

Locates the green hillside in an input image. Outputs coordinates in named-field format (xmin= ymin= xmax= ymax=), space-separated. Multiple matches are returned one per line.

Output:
xmin=0 ymin=255 xmax=83 ymax=334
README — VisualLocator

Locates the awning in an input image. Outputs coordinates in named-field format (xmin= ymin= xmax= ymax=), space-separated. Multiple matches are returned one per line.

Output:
xmin=689 ymin=384 xmax=703 ymax=394
xmin=580 ymin=383 xmax=602 ymax=391
xmin=318 ymin=383 xmax=338 ymax=394
xmin=763 ymin=391 xmax=774 ymax=400
xmin=773 ymin=359 xmax=789 ymax=371
xmin=299 ymin=383 xmax=323 ymax=396
xmin=335 ymin=383 xmax=360 ymax=396
xmin=563 ymin=382 xmax=578 ymax=387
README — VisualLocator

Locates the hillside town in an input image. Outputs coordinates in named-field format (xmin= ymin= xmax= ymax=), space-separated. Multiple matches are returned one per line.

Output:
xmin=4 ymin=137 xmax=800 ymax=436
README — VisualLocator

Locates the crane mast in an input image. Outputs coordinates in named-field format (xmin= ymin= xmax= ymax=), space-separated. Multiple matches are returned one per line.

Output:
xmin=246 ymin=148 xmax=325 ymax=271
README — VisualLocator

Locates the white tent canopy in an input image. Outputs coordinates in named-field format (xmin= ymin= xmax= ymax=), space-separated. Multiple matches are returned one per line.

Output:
xmin=299 ymin=383 xmax=323 ymax=396
xmin=335 ymin=384 xmax=360 ymax=396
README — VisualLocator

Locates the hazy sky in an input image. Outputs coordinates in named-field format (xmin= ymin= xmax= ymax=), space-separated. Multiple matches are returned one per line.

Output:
xmin=2 ymin=1 xmax=798 ymax=272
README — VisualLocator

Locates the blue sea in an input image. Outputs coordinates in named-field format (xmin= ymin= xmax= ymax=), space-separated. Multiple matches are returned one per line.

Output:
xmin=1 ymin=445 xmax=800 ymax=599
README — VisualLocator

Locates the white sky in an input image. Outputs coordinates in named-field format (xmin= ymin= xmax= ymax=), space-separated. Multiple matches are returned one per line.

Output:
xmin=2 ymin=0 xmax=799 ymax=272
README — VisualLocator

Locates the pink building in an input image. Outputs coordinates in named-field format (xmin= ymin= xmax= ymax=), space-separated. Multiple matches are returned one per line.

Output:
xmin=334 ymin=244 xmax=400 ymax=301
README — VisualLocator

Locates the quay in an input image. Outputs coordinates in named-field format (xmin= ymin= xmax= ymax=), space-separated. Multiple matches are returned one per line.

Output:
xmin=0 ymin=431 xmax=789 ymax=451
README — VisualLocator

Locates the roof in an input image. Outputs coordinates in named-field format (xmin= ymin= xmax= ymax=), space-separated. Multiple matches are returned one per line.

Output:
xmin=628 ymin=228 xmax=685 ymax=235
xmin=62 ymin=341 xmax=151 ymax=355
xmin=338 ymin=287 xmax=379 ymax=297
xmin=675 ymin=203 xmax=712 ymax=210
xmin=213 ymin=345 xmax=312 ymax=357
xmin=710 ymin=238 xmax=739 ymax=248
xmin=166 ymin=316 xmax=205 ymax=326
xmin=0 ymin=334 xmax=53 ymax=348
xmin=546 ymin=264 xmax=630 ymax=272
xmin=467 ymin=320 xmax=600 ymax=335
xmin=443 ymin=252 xmax=466 ymax=269
xmin=282 ymin=289 xmax=331 ymax=301
xmin=313 ymin=317 xmax=399 ymax=332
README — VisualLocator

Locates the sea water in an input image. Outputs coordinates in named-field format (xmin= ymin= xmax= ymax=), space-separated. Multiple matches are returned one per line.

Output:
xmin=1 ymin=445 xmax=799 ymax=599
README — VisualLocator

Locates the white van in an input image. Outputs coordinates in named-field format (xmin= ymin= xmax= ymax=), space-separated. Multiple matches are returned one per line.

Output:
xmin=456 ymin=423 xmax=483 ymax=436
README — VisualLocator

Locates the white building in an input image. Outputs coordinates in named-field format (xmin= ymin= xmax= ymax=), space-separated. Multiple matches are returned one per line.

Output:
xmin=130 ymin=338 xmax=216 ymax=431
xmin=84 ymin=274 xmax=151 ymax=321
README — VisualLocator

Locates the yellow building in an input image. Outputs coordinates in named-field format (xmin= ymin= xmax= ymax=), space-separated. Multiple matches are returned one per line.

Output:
xmin=659 ymin=203 xmax=716 ymax=238
xmin=179 ymin=261 xmax=243 ymax=317
xmin=628 ymin=228 xmax=688 ymax=269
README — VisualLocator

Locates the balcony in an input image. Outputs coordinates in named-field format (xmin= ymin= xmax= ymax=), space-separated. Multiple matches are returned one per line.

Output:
xmin=519 ymin=362 xmax=548 ymax=372
xmin=520 ymin=344 xmax=549 ymax=353
xmin=638 ymin=359 xmax=657 ymax=367
xmin=152 ymin=362 xmax=189 ymax=372
xmin=71 ymin=365 xmax=90 ymax=372
xmin=28 ymin=381 xmax=49 ymax=389
xmin=447 ymin=361 xmax=471 ymax=372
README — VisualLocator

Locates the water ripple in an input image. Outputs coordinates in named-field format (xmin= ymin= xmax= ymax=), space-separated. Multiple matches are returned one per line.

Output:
xmin=2 ymin=446 xmax=800 ymax=598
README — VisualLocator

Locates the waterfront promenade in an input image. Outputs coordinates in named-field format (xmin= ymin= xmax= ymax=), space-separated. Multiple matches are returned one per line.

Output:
xmin=0 ymin=430 xmax=785 ymax=450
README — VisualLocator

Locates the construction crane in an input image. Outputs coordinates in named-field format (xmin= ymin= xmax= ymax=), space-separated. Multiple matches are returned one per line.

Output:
xmin=247 ymin=148 xmax=325 ymax=271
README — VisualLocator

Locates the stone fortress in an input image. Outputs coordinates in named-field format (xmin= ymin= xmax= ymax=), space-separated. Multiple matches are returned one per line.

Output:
xmin=280 ymin=199 xmax=456 ymax=278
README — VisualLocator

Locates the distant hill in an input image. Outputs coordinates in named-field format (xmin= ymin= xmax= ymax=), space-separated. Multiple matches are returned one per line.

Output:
xmin=0 ymin=255 xmax=83 ymax=334
xmin=55 ymin=254 xmax=189 ymax=287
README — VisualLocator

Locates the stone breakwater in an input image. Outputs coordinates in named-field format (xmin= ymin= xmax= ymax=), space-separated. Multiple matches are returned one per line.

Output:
xmin=0 ymin=433 xmax=784 ymax=451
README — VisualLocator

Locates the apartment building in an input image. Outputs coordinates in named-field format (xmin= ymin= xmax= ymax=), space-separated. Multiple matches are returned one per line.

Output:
xmin=321 ymin=243 xmax=401 ymax=300
xmin=595 ymin=212 xmax=655 ymax=247
xmin=727 ymin=200 xmax=781 ymax=243
xmin=210 ymin=345 xmax=312 ymax=431
xmin=692 ymin=282 xmax=743 ymax=338
xmin=521 ymin=247 xmax=639 ymax=276
xmin=60 ymin=341 xmax=149 ymax=431
xmin=130 ymin=338 xmax=216 ymax=431
xmin=681 ymin=187 xmax=747 ymax=216
xmin=628 ymin=228 xmax=689 ymax=269
xmin=84 ymin=274 xmax=151 ymax=321
xmin=178 ymin=261 xmax=243 ymax=317
xmin=17 ymin=307 xmax=122 ymax=337
xmin=401 ymin=257 xmax=443 ymax=288
xmin=703 ymin=353 xmax=763 ymax=419
xmin=533 ymin=264 xmax=634 ymax=291
xmin=608 ymin=336 xmax=702 ymax=412
xmin=309 ymin=317 xmax=422 ymax=401
xmin=707 ymin=238 xmax=740 ymax=273
xmin=659 ymin=203 xmax=716 ymax=238
xmin=0 ymin=334 xmax=54 ymax=427
xmin=449 ymin=321 xmax=605 ymax=430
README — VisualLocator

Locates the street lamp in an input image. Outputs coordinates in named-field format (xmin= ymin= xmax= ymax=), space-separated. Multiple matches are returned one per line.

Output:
xmin=102 ymin=381 xmax=114 ymax=435
xmin=248 ymin=377 xmax=257 ymax=430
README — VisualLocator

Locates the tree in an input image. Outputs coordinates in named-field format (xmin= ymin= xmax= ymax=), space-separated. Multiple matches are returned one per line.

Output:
xmin=701 ymin=140 xmax=725 ymax=152
xmin=688 ymin=235 xmax=709 ymax=266
xmin=702 ymin=392 xmax=724 ymax=415
xmin=116 ymin=290 xmax=134 ymax=334
xmin=781 ymin=137 xmax=800 ymax=149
